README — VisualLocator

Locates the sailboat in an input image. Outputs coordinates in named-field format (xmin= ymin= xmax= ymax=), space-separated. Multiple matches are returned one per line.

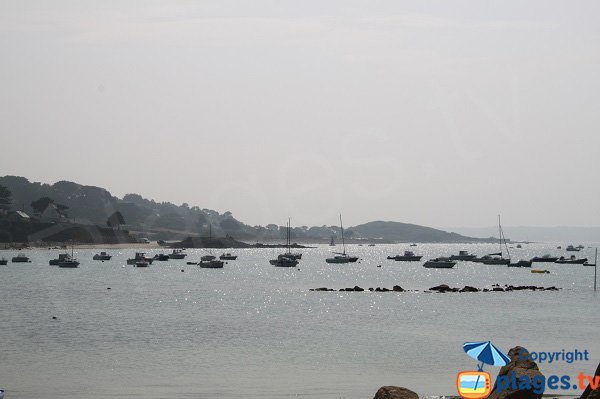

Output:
xmin=58 ymin=241 xmax=80 ymax=268
xmin=270 ymin=219 xmax=299 ymax=267
xmin=326 ymin=214 xmax=358 ymax=264
xmin=480 ymin=215 xmax=511 ymax=265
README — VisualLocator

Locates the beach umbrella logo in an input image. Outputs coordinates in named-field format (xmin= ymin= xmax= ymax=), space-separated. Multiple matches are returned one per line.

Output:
xmin=457 ymin=341 xmax=510 ymax=399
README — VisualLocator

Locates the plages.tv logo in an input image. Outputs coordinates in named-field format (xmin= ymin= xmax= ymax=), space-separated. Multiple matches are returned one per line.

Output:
xmin=457 ymin=341 xmax=510 ymax=399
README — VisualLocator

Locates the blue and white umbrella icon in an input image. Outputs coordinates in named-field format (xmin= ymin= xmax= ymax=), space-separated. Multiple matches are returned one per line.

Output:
xmin=464 ymin=341 xmax=511 ymax=370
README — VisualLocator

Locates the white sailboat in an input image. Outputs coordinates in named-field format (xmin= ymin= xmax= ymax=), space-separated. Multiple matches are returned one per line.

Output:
xmin=326 ymin=214 xmax=358 ymax=264
xmin=270 ymin=219 xmax=299 ymax=267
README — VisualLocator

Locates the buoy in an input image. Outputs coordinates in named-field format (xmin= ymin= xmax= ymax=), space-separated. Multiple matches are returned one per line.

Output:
xmin=181 ymin=269 xmax=184 ymax=272
xmin=52 ymin=316 xmax=57 ymax=320
xmin=107 ymin=287 xmax=111 ymax=290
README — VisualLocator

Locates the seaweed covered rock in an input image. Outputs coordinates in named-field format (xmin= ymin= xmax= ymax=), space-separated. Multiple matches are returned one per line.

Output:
xmin=373 ymin=386 xmax=419 ymax=399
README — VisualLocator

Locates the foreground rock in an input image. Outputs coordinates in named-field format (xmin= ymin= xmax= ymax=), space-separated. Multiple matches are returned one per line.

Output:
xmin=488 ymin=346 xmax=544 ymax=399
xmin=373 ymin=386 xmax=419 ymax=399
xmin=580 ymin=362 xmax=600 ymax=399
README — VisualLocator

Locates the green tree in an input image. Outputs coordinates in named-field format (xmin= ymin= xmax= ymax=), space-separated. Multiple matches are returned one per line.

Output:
xmin=107 ymin=211 xmax=126 ymax=230
xmin=31 ymin=197 xmax=54 ymax=216
xmin=0 ymin=184 xmax=12 ymax=211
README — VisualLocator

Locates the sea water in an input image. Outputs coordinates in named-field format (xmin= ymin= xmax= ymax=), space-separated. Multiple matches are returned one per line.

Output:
xmin=0 ymin=243 xmax=599 ymax=398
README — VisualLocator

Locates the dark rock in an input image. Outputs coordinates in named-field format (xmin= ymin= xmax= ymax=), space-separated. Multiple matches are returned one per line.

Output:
xmin=369 ymin=288 xmax=374 ymax=291
xmin=373 ymin=386 xmax=419 ymax=399
xmin=392 ymin=285 xmax=405 ymax=292
xmin=483 ymin=288 xmax=490 ymax=292
xmin=429 ymin=284 xmax=451 ymax=292
xmin=459 ymin=286 xmax=479 ymax=292
xmin=354 ymin=286 xmax=364 ymax=292
xmin=375 ymin=287 xmax=382 ymax=292
xmin=492 ymin=287 xmax=504 ymax=292
xmin=488 ymin=346 xmax=544 ymax=399
xmin=381 ymin=287 xmax=390 ymax=292
xmin=313 ymin=287 xmax=330 ymax=291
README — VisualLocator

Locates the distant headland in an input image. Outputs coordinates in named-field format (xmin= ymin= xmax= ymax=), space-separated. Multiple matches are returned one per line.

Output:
xmin=0 ymin=175 xmax=499 ymax=245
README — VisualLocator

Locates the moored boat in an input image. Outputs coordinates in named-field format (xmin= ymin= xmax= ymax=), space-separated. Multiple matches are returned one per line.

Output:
xmin=449 ymin=250 xmax=477 ymax=261
xmin=508 ymin=260 xmax=532 ymax=268
xmin=423 ymin=258 xmax=456 ymax=268
xmin=201 ymin=254 xmax=216 ymax=261
xmin=126 ymin=252 xmax=154 ymax=265
xmin=566 ymin=245 xmax=580 ymax=252
xmin=93 ymin=251 xmax=112 ymax=261
xmin=387 ymin=251 xmax=422 ymax=261
xmin=555 ymin=255 xmax=588 ymax=264
xmin=11 ymin=253 xmax=30 ymax=263
xmin=58 ymin=242 xmax=80 ymax=267
xmin=271 ymin=219 xmax=302 ymax=266
xmin=326 ymin=214 xmax=357 ymax=264
xmin=199 ymin=259 xmax=224 ymax=268
xmin=168 ymin=249 xmax=187 ymax=259
xmin=58 ymin=258 xmax=80 ymax=268
xmin=0 ymin=257 xmax=7 ymax=265
xmin=153 ymin=254 xmax=170 ymax=261
xmin=134 ymin=260 xmax=150 ymax=267
xmin=219 ymin=253 xmax=237 ymax=260
xmin=269 ymin=255 xmax=298 ymax=267
xmin=531 ymin=254 xmax=558 ymax=263
xmin=50 ymin=253 xmax=72 ymax=266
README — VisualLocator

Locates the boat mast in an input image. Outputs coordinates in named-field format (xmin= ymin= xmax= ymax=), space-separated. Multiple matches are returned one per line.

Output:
xmin=340 ymin=214 xmax=346 ymax=256
xmin=287 ymin=218 xmax=291 ymax=254
xmin=498 ymin=214 xmax=502 ymax=257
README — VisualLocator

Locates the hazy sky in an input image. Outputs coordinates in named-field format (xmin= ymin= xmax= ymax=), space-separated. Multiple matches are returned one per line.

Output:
xmin=1 ymin=1 xmax=599 ymax=228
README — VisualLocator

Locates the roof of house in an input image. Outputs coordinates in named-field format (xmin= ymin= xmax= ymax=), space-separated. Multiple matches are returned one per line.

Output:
xmin=12 ymin=211 xmax=31 ymax=219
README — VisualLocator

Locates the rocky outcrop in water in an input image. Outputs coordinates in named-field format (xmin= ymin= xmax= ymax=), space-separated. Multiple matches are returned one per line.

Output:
xmin=373 ymin=386 xmax=419 ymax=399
xmin=309 ymin=284 xmax=559 ymax=293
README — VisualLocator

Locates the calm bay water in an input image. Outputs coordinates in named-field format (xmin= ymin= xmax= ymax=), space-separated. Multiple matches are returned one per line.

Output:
xmin=1 ymin=243 xmax=599 ymax=398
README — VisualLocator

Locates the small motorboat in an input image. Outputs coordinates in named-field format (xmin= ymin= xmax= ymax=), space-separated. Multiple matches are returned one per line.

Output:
xmin=50 ymin=253 xmax=72 ymax=266
xmin=531 ymin=254 xmax=558 ymax=263
xmin=201 ymin=254 xmax=216 ymax=261
xmin=410 ymin=243 xmax=417 ymax=247
xmin=576 ymin=245 xmax=585 ymax=249
xmin=219 ymin=253 xmax=237 ymax=260
xmin=93 ymin=251 xmax=112 ymax=261
xmin=153 ymin=254 xmax=170 ymax=261
xmin=423 ymin=258 xmax=456 ymax=268
xmin=368 ymin=244 xmax=375 ymax=247
xmin=473 ymin=255 xmax=510 ymax=265
xmin=387 ymin=251 xmax=422 ymax=261
xmin=516 ymin=244 xmax=523 ymax=248
xmin=555 ymin=255 xmax=588 ymax=264
xmin=11 ymin=253 xmax=30 ymax=263
xmin=168 ymin=249 xmax=187 ymax=259
xmin=531 ymin=269 xmax=550 ymax=274
xmin=326 ymin=254 xmax=358 ymax=264
xmin=269 ymin=255 xmax=298 ymax=267
xmin=199 ymin=259 xmax=224 ymax=268
xmin=58 ymin=258 xmax=80 ymax=268
xmin=448 ymin=250 xmax=477 ymax=261
xmin=0 ymin=257 xmax=7 ymax=265
xmin=126 ymin=253 xmax=154 ymax=265
xmin=566 ymin=245 xmax=580 ymax=252
xmin=134 ymin=260 xmax=150 ymax=267
xmin=508 ymin=260 xmax=532 ymax=268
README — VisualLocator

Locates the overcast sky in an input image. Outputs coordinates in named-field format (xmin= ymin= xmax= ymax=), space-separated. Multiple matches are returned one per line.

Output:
xmin=1 ymin=1 xmax=599 ymax=228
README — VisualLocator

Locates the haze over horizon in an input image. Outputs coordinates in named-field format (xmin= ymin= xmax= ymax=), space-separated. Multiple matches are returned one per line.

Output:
xmin=2 ymin=1 xmax=599 ymax=228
